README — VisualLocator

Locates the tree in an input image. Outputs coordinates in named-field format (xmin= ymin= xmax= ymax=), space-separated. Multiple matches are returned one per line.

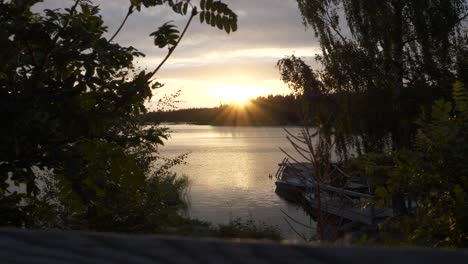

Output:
xmin=279 ymin=1 xmax=468 ymax=246
xmin=293 ymin=0 xmax=468 ymax=151
xmin=142 ymin=94 xmax=302 ymax=126
xmin=0 ymin=0 xmax=237 ymax=230
xmin=365 ymin=82 xmax=468 ymax=247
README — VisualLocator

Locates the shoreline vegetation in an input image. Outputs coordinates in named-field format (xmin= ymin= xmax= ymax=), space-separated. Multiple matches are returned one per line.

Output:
xmin=141 ymin=94 xmax=303 ymax=126
xmin=162 ymin=218 xmax=282 ymax=241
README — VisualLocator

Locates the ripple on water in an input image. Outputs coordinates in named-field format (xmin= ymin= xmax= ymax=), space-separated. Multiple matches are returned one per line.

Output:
xmin=161 ymin=125 xmax=314 ymax=240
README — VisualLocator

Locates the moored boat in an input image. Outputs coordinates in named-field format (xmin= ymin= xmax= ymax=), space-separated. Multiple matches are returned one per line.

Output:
xmin=273 ymin=158 xmax=393 ymax=225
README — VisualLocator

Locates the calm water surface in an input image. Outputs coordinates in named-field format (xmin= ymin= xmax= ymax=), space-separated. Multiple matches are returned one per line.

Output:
xmin=161 ymin=124 xmax=314 ymax=240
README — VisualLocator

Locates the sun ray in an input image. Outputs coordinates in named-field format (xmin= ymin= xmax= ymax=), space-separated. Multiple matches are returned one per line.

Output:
xmin=210 ymin=84 xmax=263 ymax=106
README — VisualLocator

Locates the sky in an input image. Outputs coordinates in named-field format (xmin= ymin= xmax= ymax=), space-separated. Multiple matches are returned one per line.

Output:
xmin=34 ymin=0 xmax=321 ymax=109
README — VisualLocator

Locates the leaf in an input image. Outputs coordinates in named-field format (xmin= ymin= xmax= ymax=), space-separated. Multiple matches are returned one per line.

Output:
xmin=431 ymin=99 xmax=452 ymax=121
xmin=149 ymin=22 xmax=180 ymax=48
xmin=210 ymin=14 xmax=216 ymax=26
xmin=172 ymin=2 xmax=183 ymax=14
xmin=223 ymin=19 xmax=231 ymax=33
xmin=0 ymin=72 xmax=7 ymax=80
xmin=452 ymin=81 xmax=468 ymax=118
xmin=216 ymin=15 xmax=223 ymax=29
xmin=231 ymin=19 xmax=237 ymax=32
xmin=131 ymin=0 xmax=142 ymax=11
xmin=200 ymin=11 xmax=205 ymax=23
xmin=206 ymin=0 xmax=213 ymax=10
xmin=205 ymin=11 xmax=211 ymax=24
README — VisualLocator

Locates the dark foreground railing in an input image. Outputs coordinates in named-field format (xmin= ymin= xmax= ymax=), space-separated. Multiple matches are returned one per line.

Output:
xmin=0 ymin=229 xmax=466 ymax=264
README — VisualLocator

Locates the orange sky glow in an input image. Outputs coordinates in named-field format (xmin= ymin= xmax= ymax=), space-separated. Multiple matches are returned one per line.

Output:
xmin=34 ymin=0 xmax=321 ymax=109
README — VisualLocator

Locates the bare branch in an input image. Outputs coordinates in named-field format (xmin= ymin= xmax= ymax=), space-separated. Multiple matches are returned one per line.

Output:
xmin=283 ymin=217 xmax=308 ymax=242
xmin=283 ymin=128 xmax=307 ymax=144
xmin=280 ymin=209 xmax=315 ymax=229
xmin=286 ymin=137 xmax=313 ymax=162
xmin=109 ymin=6 xmax=134 ymax=43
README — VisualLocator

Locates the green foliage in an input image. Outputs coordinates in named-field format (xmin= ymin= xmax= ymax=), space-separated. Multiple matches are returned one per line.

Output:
xmin=200 ymin=0 xmax=238 ymax=33
xmin=453 ymin=81 xmax=468 ymax=118
xmin=0 ymin=0 xmax=236 ymax=232
xmin=131 ymin=0 xmax=238 ymax=34
xmin=151 ymin=22 xmax=180 ymax=49
xmin=277 ymin=55 xmax=324 ymax=98
xmin=145 ymin=1 xmax=237 ymax=51
xmin=365 ymin=83 xmax=468 ymax=247
xmin=284 ymin=0 xmax=468 ymax=246
xmin=213 ymin=217 xmax=282 ymax=241
xmin=151 ymin=217 xmax=282 ymax=241
xmin=292 ymin=0 xmax=468 ymax=152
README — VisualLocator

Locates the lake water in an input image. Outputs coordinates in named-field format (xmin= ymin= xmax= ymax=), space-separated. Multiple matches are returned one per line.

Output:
xmin=161 ymin=124 xmax=315 ymax=240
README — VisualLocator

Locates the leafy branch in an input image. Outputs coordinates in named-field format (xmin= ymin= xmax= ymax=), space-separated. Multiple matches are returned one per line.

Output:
xmin=149 ymin=8 xmax=196 ymax=78
xmin=200 ymin=0 xmax=238 ymax=33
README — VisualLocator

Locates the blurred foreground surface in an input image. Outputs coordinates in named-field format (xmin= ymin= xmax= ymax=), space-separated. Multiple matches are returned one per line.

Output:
xmin=0 ymin=229 xmax=467 ymax=264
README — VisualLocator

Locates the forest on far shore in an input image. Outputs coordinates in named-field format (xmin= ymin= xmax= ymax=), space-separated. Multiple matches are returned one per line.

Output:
xmin=141 ymin=94 xmax=304 ymax=126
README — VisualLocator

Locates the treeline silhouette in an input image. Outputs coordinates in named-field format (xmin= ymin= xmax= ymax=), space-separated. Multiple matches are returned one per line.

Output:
xmin=142 ymin=94 xmax=302 ymax=126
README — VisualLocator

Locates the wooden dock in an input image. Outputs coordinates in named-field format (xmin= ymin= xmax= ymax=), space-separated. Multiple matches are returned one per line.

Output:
xmin=274 ymin=161 xmax=392 ymax=225
xmin=302 ymin=193 xmax=393 ymax=225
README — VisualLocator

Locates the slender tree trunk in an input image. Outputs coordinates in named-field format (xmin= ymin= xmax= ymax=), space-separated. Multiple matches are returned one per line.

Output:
xmin=390 ymin=0 xmax=408 ymax=214
xmin=391 ymin=0 xmax=406 ymax=150
xmin=392 ymin=1 xmax=404 ymax=100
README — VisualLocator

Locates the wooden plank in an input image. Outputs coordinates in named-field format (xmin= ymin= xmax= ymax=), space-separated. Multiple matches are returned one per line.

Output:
xmin=303 ymin=195 xmax=375 ymax=225
xmin=320 ymin=185 xmax=375 ymax=199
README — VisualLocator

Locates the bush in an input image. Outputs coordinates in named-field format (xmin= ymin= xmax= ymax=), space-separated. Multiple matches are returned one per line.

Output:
xmin=0 ymin=0 xmax=236 ymax=232
xmin=364 ymin=82 xmax=468 ymax=247
xmin=213 ymin=217 xmax=282 ymax=241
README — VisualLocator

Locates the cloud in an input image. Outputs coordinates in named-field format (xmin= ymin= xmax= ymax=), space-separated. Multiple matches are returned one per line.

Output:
xmin=34 ymin=0 xmax=321 ymax=107
xmin=150 ymin=78 xmax=291 ymax=109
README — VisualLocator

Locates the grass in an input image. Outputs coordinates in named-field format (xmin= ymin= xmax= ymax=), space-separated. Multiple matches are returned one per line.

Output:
xmin=157 ymin=217 xmax=282 ymax=241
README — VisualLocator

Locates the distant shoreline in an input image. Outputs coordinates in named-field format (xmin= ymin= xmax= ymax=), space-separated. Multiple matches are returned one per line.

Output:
xmin=139 ymin=94 xmax=305 ymax=126
xmin=143 ymin=121 xmax=307 ymax=127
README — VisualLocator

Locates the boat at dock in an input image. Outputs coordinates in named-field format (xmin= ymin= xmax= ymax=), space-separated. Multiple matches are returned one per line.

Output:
xmin=274 ymin=158 xmax=393 ymax=225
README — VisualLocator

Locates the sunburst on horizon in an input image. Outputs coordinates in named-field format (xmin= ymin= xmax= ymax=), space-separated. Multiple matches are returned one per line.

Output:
xmin=211 ymin=84 xmax=266 ymax=107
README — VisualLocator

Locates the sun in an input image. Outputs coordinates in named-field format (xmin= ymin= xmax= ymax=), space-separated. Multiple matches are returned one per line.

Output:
xmin=230 ymin=92 xmax=251 ymax=106
xmin=212 ymin=84 xmax=259 ymax=106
